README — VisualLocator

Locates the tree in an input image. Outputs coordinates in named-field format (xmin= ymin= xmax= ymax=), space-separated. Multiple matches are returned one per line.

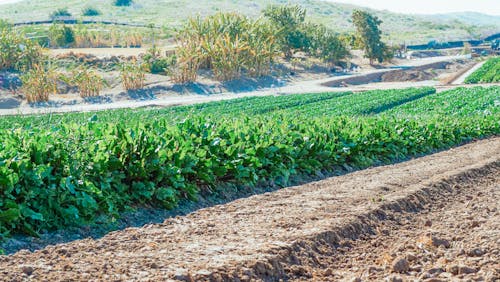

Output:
xmin=263 ymin=4 xmax=307 ymax=58
xmin=304 ymin=24 xmax=350 ymax=66
xmin=352 ymin=10 xmax=392 ymax=64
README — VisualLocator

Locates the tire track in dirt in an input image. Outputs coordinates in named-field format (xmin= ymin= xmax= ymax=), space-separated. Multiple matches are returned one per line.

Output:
xmin=0 ymin=137 xmax=499 ymax=281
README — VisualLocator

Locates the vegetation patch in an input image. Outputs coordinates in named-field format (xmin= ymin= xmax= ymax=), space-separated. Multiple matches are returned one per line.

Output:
xmin=0 ymin=87 xmax=498 ymax=239
xmin=465 ymin=57 xmax=500 ymax=84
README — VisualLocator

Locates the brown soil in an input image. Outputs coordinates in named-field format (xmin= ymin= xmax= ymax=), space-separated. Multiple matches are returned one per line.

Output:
xmin=0 ymin=138 xmax=499 ymax=281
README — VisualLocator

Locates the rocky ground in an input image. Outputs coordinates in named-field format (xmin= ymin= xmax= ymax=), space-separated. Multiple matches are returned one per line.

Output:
xmin=0 ymin=137 xmax=498 ymax=281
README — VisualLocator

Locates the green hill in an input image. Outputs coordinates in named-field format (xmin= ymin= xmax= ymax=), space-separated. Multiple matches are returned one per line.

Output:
xmin=1 ymin=0 xmax=499 ymax=44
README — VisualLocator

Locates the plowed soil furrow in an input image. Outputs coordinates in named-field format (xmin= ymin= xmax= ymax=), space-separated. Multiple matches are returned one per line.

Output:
xmin=0 ymin=137 xmax=499 ymax=282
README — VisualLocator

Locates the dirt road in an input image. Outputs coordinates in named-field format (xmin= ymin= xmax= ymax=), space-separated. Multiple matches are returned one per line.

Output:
xmin=0 ymin=55 xmax=480 ymax=116
xmin=0 ymin=137 xmax=498 ymax=281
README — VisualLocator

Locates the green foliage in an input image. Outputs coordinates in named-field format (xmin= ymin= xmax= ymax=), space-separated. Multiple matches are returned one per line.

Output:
xmin=49 ymin=24 xmax=75 ymax=47
xmin=143 ymin=46 xmax=176 ymax=74
xmin=305 ymin=24 xmax=350 ymax=66
xmin=114 ymin=0 xmax=133 ymax=7
xmin=263 ymin=5 xmax=349 ymax=65
xmin=49 ymin=8 xmax=72 ymax=20
xmin=263 ymin=4 xmax=307 ymax=58
xmin=82 ymin=7 xmax=101 ymax=17
xmin=352 ymin=10 xmax=393 ymax=64
xmin=465 ymin=57 xmax=500 ymax=84
xmin=0 ymin=86 xmax=499 ymax=237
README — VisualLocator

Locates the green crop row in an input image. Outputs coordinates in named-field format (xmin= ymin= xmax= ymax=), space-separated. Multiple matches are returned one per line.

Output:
xmin=0 ymin=86 xmax=499 ymax=238
xmin=465 ymin=57 xmax=500 ymax=84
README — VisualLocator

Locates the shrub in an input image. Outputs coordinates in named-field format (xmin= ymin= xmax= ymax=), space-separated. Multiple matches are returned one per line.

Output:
xmin=120 ymin=62 xmax=146 ymax=90
xmin=49 ymin=24 xmax=75 ymax=47
xmin=114 ymin=0 xmax=133 ymax=7
xmin=82 ymin=7 xmax=101 ymax=16
xmin=143 ymin=46 xmax=176 ymax=74
xmin=50 ymin=8 xmax=72 ymax=20
xmin=20 ymin=64 xmax=59 ymax=103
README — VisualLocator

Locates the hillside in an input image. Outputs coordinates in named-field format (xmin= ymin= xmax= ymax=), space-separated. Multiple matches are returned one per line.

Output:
xmin=0 ymin=0 xmax=499 ymax=44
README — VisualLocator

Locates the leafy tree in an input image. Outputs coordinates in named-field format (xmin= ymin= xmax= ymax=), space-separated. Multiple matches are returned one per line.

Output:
xmin=263 ymin=4 xmax=307 ymax=58
xmin=114 ymin=0 xmax=133 ymax=7
xmin=304 ymin=24 xmax=350 ymax=66
xmin=352 ymin=10 xmax=392 ymax=64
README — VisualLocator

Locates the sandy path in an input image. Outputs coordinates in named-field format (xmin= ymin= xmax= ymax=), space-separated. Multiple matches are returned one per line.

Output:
xmin=0 ymin=137 xmax=498 ymax=281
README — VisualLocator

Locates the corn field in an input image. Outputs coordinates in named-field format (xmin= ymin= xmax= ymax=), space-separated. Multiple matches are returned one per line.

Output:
xmin=120 ymin=62 xmax=147 ymax=91
xmin=69 ymin=67 xmax=107 ymax=98
xmin=0 ymin=27 xmax=44 ymax=71
xmin=20 ymin=64 xmax=59 ymax=103
xmin=173 ymin=13 xmax=280 ymax=83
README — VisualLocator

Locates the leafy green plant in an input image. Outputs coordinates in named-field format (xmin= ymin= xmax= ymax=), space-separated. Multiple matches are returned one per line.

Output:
xmin=49 ymin=24 xmax=75 ymax=47
xmin=143 ymin=46 xmax=176 ymax=74
xmin=0 ymin=86 xmax=498 ymax=239
xmin=465 ymin=57 xmax=500 ymax=84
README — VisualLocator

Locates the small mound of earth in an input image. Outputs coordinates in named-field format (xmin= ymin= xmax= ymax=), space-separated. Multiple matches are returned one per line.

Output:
xmin=381 ymin=69 xmax=436 ymax=82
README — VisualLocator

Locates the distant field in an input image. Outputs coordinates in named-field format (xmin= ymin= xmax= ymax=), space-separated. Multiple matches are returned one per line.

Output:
xmin=0 ymin=0 xmax=498 ymax=44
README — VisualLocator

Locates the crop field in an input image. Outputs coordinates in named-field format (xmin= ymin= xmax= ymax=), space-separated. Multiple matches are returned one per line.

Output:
xmin=2 ymin=0 xmax=500 ymax=280
xmin=0 ymin=86 xmax=498 ymax=239
xmin=465 ymin=57 xmax=500 ymax=84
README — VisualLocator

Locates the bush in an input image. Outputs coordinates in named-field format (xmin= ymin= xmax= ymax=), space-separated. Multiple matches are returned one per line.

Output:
xmin=49 ymin=24 xmax=75 ymax=47
xmin=143 ymin=46 xmax=176 ymax=74
xmin=82 ymin=7 xmax=101 ymax=16
xmin=114 ymin=0 xmax=133 ymax=6
xmin=20 ymin=64 xmax=59 ymax=103
xmin=50 ymin=8 xmax=72 ymax=20
xmin=120 ymin=62 xmax=146 ymax=90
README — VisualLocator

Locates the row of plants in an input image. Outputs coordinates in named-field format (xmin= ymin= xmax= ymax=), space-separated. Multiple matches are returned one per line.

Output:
xmin=19 ymin=61 xmax=144 ymax=102
xmin=0 ymin=86 xmax=498 ymax=238
xmin=465 ymin=57 xmax=500 ymax=84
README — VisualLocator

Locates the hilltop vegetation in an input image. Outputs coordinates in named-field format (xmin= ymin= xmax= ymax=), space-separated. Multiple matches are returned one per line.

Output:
xmin=0 ymin=0 xmax=498 ymax=43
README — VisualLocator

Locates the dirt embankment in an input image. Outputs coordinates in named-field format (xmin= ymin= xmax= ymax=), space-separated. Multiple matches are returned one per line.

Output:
xmin=0 ymin=137 xmax=499 ymax=281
